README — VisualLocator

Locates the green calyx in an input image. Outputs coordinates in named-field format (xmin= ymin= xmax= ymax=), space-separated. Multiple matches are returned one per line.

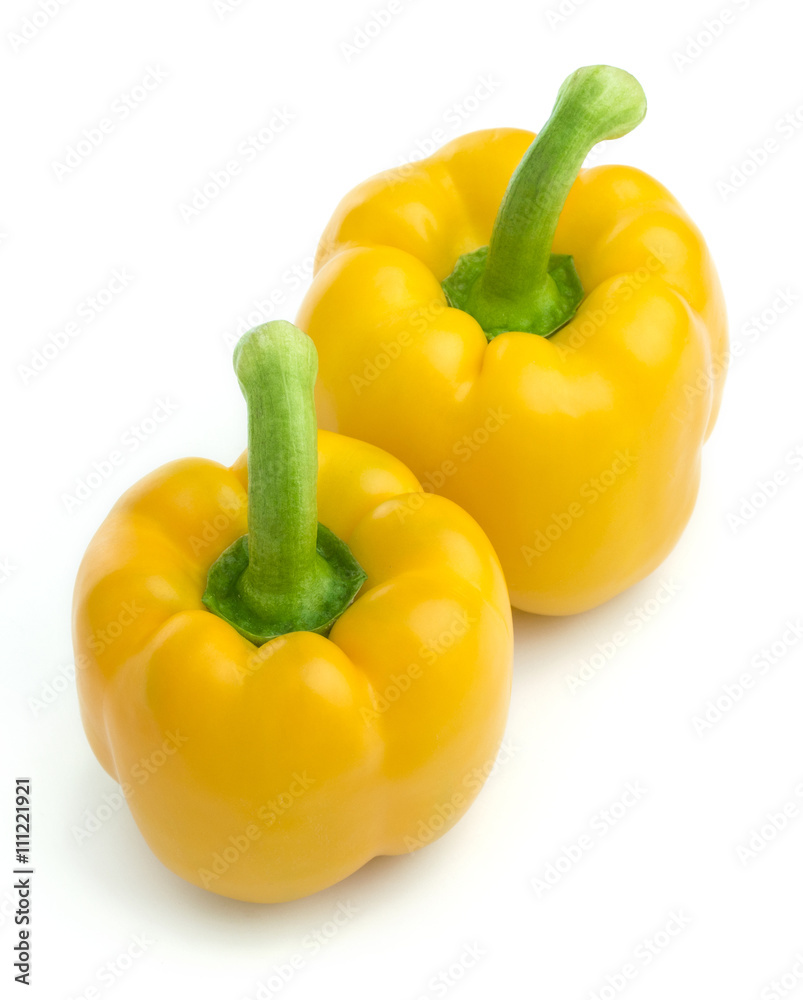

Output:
xmin=202 ymin=321 xmax=366 ymax=644
xmin=442 ymin=65 xmax=647 ymax=340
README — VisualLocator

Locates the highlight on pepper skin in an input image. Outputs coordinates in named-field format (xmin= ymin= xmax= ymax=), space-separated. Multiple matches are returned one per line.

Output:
xmin=72 ymin=321 xmax=513 ymax=903
xmin=297 ymin=64 xmax=728 ymax=616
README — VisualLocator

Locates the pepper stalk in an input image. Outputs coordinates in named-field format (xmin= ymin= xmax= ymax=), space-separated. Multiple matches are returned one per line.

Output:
xmin=442 ymin=65 xmax=647 ymax=340
xmin=202 ymin=321 xmax=366 ymax=643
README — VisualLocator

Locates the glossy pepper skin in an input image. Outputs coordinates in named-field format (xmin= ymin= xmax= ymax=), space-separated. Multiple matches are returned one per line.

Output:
xmin=73 ymin=324 xmax=512 ymax=903
xmin=298 ymin=67 xmax=727 ymax=615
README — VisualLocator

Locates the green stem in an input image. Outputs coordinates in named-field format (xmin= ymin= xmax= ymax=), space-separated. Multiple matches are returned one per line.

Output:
xmin=442 ymin=65 xmax=647 ymax=340
xmin=235 ymin=322 xmax=320 ymax=615
xmin=202 ymin=321 xmax=366 ymax=644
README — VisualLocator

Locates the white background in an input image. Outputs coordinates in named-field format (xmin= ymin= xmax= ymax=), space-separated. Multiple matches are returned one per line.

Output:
xmin=1 ymin=0 xmax=802 ymax=997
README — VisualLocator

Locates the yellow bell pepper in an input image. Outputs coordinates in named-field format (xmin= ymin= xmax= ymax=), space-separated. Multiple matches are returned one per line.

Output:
xmin=298 ymin=65 xmax=728 ymax=615
xmin=73 ymin=322 xmax=512 ymax=903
